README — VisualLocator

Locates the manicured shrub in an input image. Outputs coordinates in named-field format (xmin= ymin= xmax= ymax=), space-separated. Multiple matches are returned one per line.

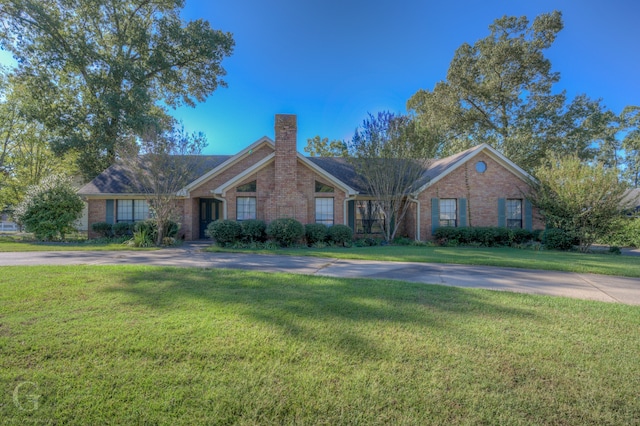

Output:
xmin=328 ymin=224 xmax=353 ymax=246
xmin=267 ymin=218 xmax=304 ymax=247
xmin=392 ymin=236 xmax=412 ymax=246
xmin=112 ymin=222 xmax=133 ymax=237
xmin=599 ymin=218 xmax=640 ymax=248
xmin=435 ymin=226 xmax=535 ymax=247
xmin=241 ymin=219 xmax=267 ymax=242
xmin=13 ymin=174 xmax=84 ymax=241
xmin=305 ymin=223 xmax=328 ymax=245
xmin=509 ymin=228 xmax=534 ymax=245
xmin=542 ymin=228 xmax=575 ymax=251
xmin=206 ymin=220 xmax=242 ymax=246
xmin=91 ymin=222 xmax=113 ymax=238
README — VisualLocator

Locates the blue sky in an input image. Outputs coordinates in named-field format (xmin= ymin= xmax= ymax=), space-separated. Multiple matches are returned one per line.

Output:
xmin=2 ymin=0 xmax=639 ymax=155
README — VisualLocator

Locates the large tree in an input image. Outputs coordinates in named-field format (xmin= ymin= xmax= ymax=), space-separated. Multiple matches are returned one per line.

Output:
xmin=0 ymin=71 xmax=77 ymax=211
xmin=122 ymin=122 xmax=206 ymax=246
xmin=304 ymin=135 xmax=347 ymax=157
xmin=528 ymin=155 xmax=631 ymax=252
xmin=0 ymin=0 xmax=234 ymax=179
xmin=407 ymin=11 xmax=611 ymax=171
xmin=348 ymin=112 xmax=437 ymax=242
xmin=621 ymin=106 xmax=640 ymax=187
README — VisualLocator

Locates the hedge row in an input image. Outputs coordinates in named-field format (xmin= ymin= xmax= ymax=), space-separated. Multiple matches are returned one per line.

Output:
xmin=433 ymin=226 xmax=585 ymax=251
xmin=91 ymin=219 xmax=179 ymax=240
xmin=433 ymin=226 xmax=538 ymax=247
xmin=206 ymin=219 xmax=354 ymax=247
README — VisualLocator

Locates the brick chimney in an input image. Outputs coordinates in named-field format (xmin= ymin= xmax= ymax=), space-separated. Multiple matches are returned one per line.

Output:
xmin=274 ymin=114 xmax=298 ymax=218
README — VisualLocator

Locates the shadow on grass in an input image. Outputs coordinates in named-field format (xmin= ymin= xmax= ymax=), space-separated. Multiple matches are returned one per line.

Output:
xmin=103 ymin=267 xmax=537 ymax=358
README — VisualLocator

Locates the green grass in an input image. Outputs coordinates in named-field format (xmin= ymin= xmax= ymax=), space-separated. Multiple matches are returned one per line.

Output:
xmin=0 ymin=236 xmax=158 ymax=251
xmin=208 ymin=244 xmax=640 ymax=277
xmin=2 ymin=266 xmax=639 ymax=424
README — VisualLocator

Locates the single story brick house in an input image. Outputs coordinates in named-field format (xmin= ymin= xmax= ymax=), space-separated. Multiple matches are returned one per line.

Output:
xmin=78 ymin=114 xmax=543 ymax=240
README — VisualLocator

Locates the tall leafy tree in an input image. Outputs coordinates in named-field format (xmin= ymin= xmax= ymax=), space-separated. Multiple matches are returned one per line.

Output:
xmin=621 ymin=106 xmax=640 ymax=187
xmin=0 ymin=0 xmax=234 ymax=179
xmin=122 ymin=122 xmax=206 ymax=246
xmin=0 ymin=71 xmax=77 ymax=211
xmin=304 ymin=135 xmax=347 ymax=157
xmin=348 ymin=112 xmax=437 ymax=242
xmin=528 ymin=155 xmax=631 ymax=252
xmin=407 ymin=11 xmax=611 ymax=171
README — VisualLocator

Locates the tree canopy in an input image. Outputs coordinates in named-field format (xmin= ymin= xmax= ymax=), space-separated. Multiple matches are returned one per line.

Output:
xmin=407 ymin=11 xmax=611 ymax=172
xmin=528 ymin=155 xmax=631 ymax=252
xmin=0 ymin=0 xmax=234 ymax=179
xmin=304 ymin=136 xmax=347 ymax=157
xmin=348 ymin=111 xmax=437 ymax=242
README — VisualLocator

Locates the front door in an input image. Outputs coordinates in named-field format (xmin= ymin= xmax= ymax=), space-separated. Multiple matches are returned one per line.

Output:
xmin=199 ymin=199 xmax=220 ymax=239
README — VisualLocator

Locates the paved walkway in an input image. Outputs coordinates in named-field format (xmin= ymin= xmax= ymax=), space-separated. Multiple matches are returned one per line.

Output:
xmin=2 ymin=243 xmax=640 ymax=305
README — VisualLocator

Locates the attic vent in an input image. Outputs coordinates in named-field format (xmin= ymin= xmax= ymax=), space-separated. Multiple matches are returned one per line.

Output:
xmin=315 ymin=181 xmax=334 ymax=193
xmin=237 ymin=180 xmax=256 ymax=192
xmin=475 ymin=161 xmax=487 ymax=173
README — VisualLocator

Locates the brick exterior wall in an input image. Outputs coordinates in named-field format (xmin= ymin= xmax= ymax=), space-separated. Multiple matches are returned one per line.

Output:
xmin=87 ymin=199 xmax=108 ymax=239
xmin=411 ymin=151 xmax=544 ymax=240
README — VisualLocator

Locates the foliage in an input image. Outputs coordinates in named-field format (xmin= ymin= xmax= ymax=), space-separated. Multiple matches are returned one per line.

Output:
xmin=353 ymin=237 xmax=383 ymax=247
xmin=123 ymin=124 xmax=206 ymax=245
xmin=12 ymin=174 xmax=83 ymax=241
xmin=541 ymin=228 xmax=576 ymax=251
xmin=0 ymin=0 xmax=234 ymax=179
xmin=529 ymin=155 xmax=631 ymax=252
xmin=434 ymin=226 xmax=535 ymax=247
xmin=304 ymin=135 xmax=348 ymax=157
xmin=112 ymin=222 xmax=134 ymax=237
xmin=348 ymin=111 xmax=437 ymax=242
xmin=206 ymin=220 xmax=242 ymax=247
xmin=621 ymin=106 xmax=640 ymax=187
xmin=126 ymin=229 xmax=155 ymax=248
xmin=131 ymin=219 xmax=178 ymax=246
xmin=241 ymin=219 xmax=267 ymax=243
xmin=266 ymin=218 xmax=304 ymax=247
xmin=599 ymin=217 xmax=640 ymax=248
xmin=0 ymin=71 xmax=78 ymax=211
xmin=304 ymin=223 xmax=328 ymax=245
xmin=91 ymin=222 xmax=113 ymax=238
xmin=327 ymin=224 xmax=353 ymax=246
xmin=407 ymin=11 xmax=613 ymax=172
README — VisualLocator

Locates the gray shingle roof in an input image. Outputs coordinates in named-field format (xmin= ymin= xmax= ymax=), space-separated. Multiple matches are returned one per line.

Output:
xmin=78 ymin=155 xmax=230 ymax=195
xmin=78 ymin=145 xmax=492 ymax=197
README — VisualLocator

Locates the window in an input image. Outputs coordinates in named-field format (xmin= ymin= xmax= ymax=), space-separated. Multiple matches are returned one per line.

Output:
xmin=116 ymin=200 xmax=149 ymax=223
xmin=315 ymin=181 xmax=334 ymax=193
xmin=237 ymin=180 xmax=256 ymax=192
xmin=475 ymin=161 xmax=487 ymax=173
xmin=236 ymin=197 xmax=256 ymax=221
xmin=315 ymin=198 xmax=334 ymax=225
xmin=506 ymin=199 xmax=523 ymax=228
xmin=355 ymin=200 xmax=384 ymax=234
xmin=439 ymin=199 xmax=457 ymax=227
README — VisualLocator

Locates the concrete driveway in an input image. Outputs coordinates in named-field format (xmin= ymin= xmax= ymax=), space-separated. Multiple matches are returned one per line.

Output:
xmin=1 ymin=243 xmax=640 ymax=305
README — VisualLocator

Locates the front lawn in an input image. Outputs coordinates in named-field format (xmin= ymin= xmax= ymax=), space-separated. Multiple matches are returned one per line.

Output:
xmin=0 ymin=236 xmax=159 ymax=252
xmin=208 ymin=244 xmax=640 ymax=278
xmin=2 ymin=266 xmax=639 ymax=424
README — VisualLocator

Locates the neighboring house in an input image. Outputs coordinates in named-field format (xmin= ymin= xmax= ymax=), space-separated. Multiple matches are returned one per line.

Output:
xmin=78 ymin=114 xmax=543 ymax=241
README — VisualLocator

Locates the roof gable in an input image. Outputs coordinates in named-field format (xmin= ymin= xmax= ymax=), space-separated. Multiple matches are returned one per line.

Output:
xmin=179 ymin=136 xmax=274 ymax=195
xmin=414 ymin=143 xmax=533 ymax=194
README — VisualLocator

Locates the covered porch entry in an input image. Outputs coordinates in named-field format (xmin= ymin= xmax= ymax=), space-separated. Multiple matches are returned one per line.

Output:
xmin=199 ymin=198 xmax=222 ymax=239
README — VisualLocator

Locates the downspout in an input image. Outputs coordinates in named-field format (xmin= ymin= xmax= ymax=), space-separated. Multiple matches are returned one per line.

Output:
xmin=211 ymin=192 xmax=227 ymax=220
xmin=409 ymin=196 xmax=420 ymax=241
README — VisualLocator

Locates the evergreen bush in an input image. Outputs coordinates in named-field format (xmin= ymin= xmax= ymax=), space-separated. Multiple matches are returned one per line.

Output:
xmin=266 ymin=218 xmax=304 ymax=247
xmin=305 ymin=223 xmax=328 ymax=245
xmin=328 ymin=224 xmax=353 ymax=246
xmin=206 ymin=220 xmax=242 ymax=246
